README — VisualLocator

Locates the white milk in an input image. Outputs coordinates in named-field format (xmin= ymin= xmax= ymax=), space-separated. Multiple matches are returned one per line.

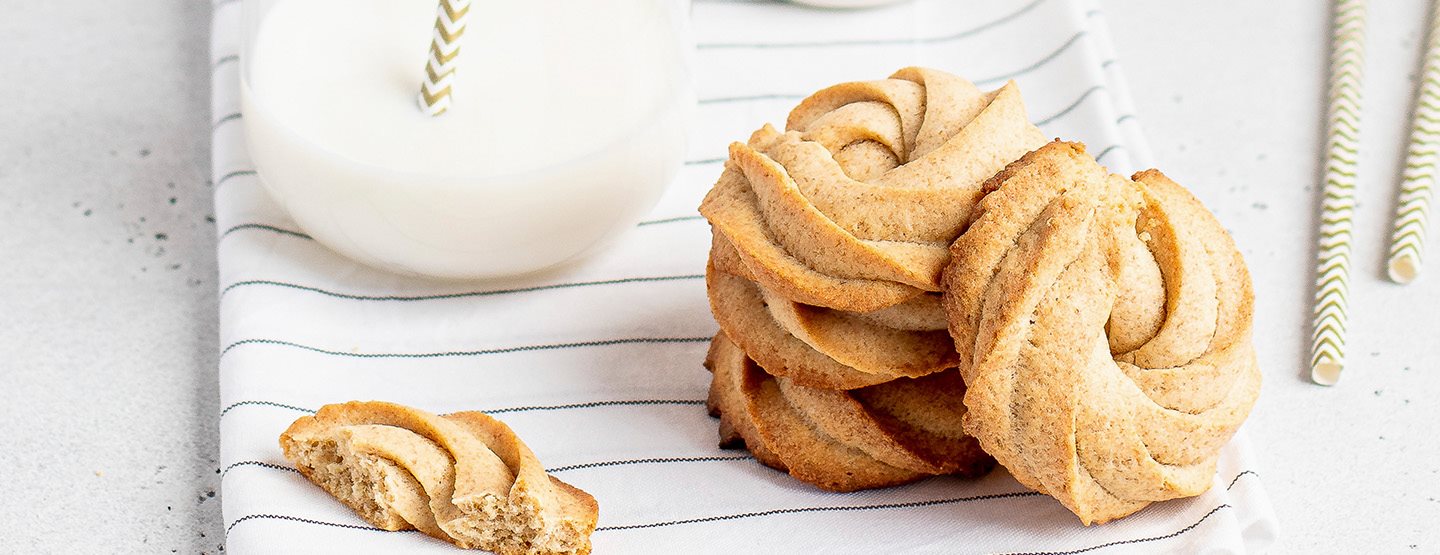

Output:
xmin=242 ymin=0 xmax=693 ymax=279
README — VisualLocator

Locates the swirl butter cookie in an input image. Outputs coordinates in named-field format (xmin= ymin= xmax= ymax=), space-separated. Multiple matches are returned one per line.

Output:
xmin=704 ymin=334 xmax=993 ymax=492
xmin=699 ymin=67 xmax=1047 ymax=312
xmin=942 ymin=141 xmax=1261 ymax=524
xmin=707 ymin=235 xmax=957 ymax=390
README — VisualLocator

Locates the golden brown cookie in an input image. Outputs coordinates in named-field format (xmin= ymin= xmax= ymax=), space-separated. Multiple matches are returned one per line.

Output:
xmin=941 ymin=141 xmax=1261 ymax=524
xmin=699 ymin=67 xmax=1047 ymax=312
xmin=707 ymin=236 xmax=957 ymax=390
xmin=704 ymin=334 xmax=993 ymax=492
xmin=280 ymin=401 xmax=599 ymax=554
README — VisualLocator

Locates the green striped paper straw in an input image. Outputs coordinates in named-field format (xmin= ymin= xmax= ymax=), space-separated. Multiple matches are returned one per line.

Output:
xmin=1312 ymin=0 xmax=1367 ymax=386
xmin=1387 ymin=0 xmax=1440 ymax=284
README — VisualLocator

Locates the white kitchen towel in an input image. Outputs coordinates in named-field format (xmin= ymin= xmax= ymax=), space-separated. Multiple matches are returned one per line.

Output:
xmin=210 ymin=0 xmax=1280 ymax=552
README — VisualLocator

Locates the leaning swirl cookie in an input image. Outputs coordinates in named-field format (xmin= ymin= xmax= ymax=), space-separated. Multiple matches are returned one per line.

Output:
xmin=707 ymin=233 xmax=957 ymax=390
xmin=280 ymin=401 xmax=598 ymax=554
xmin=699 ymin=67 xmax=1047 ymax=312
xmin=704 ymin=334 xmax=993 ymax=492
xmin=941 ymin=141 xmax=1261 ymax=524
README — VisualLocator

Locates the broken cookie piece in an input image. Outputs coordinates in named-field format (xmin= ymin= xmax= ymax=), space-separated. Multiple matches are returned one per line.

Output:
xmin=280 ymin=401 xmax=598 ymax=554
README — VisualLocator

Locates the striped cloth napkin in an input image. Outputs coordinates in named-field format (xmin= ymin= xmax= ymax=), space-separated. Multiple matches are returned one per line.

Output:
xmin=210 ymin=0 xmax=1279 ymax=552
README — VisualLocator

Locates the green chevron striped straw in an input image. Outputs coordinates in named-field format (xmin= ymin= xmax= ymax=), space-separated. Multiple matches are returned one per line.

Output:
xmin=1312 ymin=0 xmax=1367 ymax=386
xmin=1387 ymin=0 xmax=1440 ymax=284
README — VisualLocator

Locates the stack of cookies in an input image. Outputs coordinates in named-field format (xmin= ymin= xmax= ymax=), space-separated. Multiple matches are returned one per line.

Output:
xmin=698 ymin=68 xmax=1048 ymax=492
xmin=697 ymin=67 xmax=1261 ymax=524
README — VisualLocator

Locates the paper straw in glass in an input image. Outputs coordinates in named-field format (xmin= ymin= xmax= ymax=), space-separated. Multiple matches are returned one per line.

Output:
xmin=419 ymin=0 xmax=472 ymax=116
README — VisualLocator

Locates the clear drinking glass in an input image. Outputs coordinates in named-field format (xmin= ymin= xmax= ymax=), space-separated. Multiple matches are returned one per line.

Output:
xmin=241 ymin=0 xmax=695 ymax=279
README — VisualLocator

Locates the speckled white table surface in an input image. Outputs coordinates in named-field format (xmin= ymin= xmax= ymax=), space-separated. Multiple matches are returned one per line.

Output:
xmin=0 ymin=1 xmax=1436 ymax=553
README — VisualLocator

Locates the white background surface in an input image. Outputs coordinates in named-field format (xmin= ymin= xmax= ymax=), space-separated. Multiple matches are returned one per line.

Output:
xmin=0 ymin=1 xmax=1434 ymax=553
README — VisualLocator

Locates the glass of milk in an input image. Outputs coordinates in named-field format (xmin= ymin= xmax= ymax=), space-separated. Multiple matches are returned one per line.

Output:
xmin=241 ymin=0 xmax=695 ymax=279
